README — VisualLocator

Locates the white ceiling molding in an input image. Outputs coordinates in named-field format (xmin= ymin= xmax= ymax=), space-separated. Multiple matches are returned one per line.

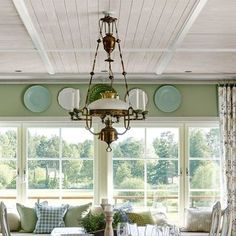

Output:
xmin=155 ymin=0 xmax=209 ymax=75
xmin=0 ymin=72 xmax=234 ymax=84
xmin=12 ymin=0 xmax=55 ymax=74
xmin=2 ymin=48 xmax=236 ymax=53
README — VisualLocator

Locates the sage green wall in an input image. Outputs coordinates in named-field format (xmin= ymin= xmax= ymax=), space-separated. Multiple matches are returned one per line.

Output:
xmin=0 ymin=84 xmax=218 ymax=117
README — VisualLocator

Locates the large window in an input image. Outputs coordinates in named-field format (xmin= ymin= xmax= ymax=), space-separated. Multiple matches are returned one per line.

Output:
xmin=112 ymin=123 xmax=221 ymax=224
xmin=0 ymin=121 xmax=221 ymax=218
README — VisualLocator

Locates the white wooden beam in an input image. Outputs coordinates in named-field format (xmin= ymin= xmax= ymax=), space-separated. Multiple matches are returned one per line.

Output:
xmin=0 ymin=72 xmax=234 ymax=84
xmin=156 ymin=0 xmax=209 ymax=75
xmin=12 ymin=0 xmax=55 ymax=74
xmin=2 ymin=47 xmax=236 ymax=53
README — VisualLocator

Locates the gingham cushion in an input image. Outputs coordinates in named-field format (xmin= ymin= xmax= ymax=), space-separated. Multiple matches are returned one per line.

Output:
xmin=34 ymin=203 xmax=69 ymax=233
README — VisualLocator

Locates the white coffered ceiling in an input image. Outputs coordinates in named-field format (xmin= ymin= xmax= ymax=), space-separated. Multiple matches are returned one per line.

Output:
xmin=0 ymin=0 xmax=235 ymax=83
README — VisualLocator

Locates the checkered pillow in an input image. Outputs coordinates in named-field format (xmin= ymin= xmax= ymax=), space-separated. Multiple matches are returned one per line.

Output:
xmin=34 ymin=203 xmax=69 ymax=233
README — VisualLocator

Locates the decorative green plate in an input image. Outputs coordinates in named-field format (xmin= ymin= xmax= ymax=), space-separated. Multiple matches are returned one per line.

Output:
xmin=88 ymin=84 xmax=117 ymax=104
xmin=24 ymin=85 xmax=51 ymax=112
xmin=154 ymin=85 xmax=181 ymax=112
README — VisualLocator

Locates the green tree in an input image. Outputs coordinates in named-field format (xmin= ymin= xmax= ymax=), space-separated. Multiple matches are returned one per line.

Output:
xmin=0 ymin=164 xmax=15 ymax=189
xmin=63 ymin=160 xmax=83 ymax=187
xmin=113 ymin=137 xmax=144 ymax=158
xmin=189 ymin=129 xmax=217 ymax=176
xmin=113 ymin=137 xmax=144 ymax=184
xmin=35 ymin=135 xmax=60 ymax=158
xmin=0 ymin=130 xmax=17 ymax=158
xmin=189 ymin=129 xmax=210 ymax=158
xmin=80 ymin=140 xmax=94 ymax=158
xmin=150 ymin=132 xmax=178 ymax=185
xmin=114 ymin=162 xmax=132 ymax=187
xmin=191 ymin=162 xmax=220 ymax=189
xmin=206 ymin=128 xmax=220 ymax=158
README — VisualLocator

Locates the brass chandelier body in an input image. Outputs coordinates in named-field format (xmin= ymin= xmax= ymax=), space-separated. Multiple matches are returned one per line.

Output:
xmin=69 ymin=14 xmax=148 ymax=151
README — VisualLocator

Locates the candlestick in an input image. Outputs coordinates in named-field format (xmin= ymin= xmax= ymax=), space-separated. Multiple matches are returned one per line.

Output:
xmin=70 ymin=91 xmax=75 ymax=112
xmin=74 ymin=89 xmax=80 ymax=109
xmin=104 ymin=209 xmax=114 ymax=236
xmin=136 ymin=89 xmax=139 ymax=109
xmin=101 ymin=198 xmax=109 ymax=210
xmin=102 ymin=198 xmax=108 ymax=205
xmin=142 ymin=91 xmax=146 ymax=111
xmin=104 ymin=204 xmax=113 ymax=212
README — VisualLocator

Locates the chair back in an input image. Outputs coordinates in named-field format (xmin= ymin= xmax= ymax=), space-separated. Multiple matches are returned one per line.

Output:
xmin=0 ymin=201 xmax=11 ymax=236
xmin=209 ymin=201 xmax=221 ymax=236
xmin=221 ymin=205 xmax=232 ymax=236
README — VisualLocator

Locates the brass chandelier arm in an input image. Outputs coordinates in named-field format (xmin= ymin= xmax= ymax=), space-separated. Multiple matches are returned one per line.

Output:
xmin=116 ymin=116 xmax=131 ymax=136
xmin=85 ymin=125 xmax=101 ymax=136
xmin=116 ymin=126 xmax=130 ymax=136
xmin=84 ymin=108 xmax=101 ymax=136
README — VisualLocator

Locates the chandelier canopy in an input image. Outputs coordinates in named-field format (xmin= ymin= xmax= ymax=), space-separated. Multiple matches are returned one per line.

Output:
xmin=69 ymin=13 xmax=148 ymax=151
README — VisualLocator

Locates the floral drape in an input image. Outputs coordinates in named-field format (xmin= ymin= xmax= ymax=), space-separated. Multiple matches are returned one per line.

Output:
xmin=218 ymin=84 xmax=236 ymax=235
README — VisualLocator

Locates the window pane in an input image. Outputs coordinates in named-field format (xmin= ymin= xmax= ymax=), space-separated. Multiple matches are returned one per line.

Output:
xmin=112 ymin=127 xmax=180 ymax=224
xmin=188 ymin=127 xmax=221 ymax=208
xmin=0 ymin=128 xmax=17 ymax=159
xmin=113 ymin=160 xmax=144 ymax=189
xmin=27 ymin=127 xmax=94 ymax=204
xmin=0 ymin=161 xmax=17 ymax=189
xmin=62 ymin=160 xmax=93 ymax=189
xmin=146 ymin=128 xmax=179 ymax=159
xmin=61 ymin=128 xmax=94 ymax=158
xmin=0 ymin=127 xmax=17 ymax=204
xmin=189 ymin=160 xmax=220 ymax=189
xmin=112 ymin=128 xmax=145 ymax=158
xmin=28 ymin=128 xmax=59 ymax=158
xmin=28 ymin=160 xmax=59 ymax=189
xmin=147 ymin=160 xmax=178 ymax=190
xmin=189 ymin=128 xmax=220 ymax=158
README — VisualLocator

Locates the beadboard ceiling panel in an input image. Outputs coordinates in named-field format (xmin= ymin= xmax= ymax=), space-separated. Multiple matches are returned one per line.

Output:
xmin=0 ymin=52 xmax=47 ymax=72
xmin=166 ymin=52 xmax=236 ymax=74
xmin=0 ymin=0 xmax=34 ymax=50
xmin=0 ymin=0 xmax=235 ymax=81
xmin=180 ymin=0 xmax=236 ymax=50
xmin=22 ymin=0 xmax=197 ymax=74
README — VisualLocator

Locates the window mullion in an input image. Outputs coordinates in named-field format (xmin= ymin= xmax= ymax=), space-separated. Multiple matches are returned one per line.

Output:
xmin=184 ymin=124 xmax=190 ymax=210
xmin=144 ymin=128 xmax=147 ymax=208
xmin=21 ymin=124 xmax=28 ymax=203
xmin=59 ymin=128 xmax=62 ymax=201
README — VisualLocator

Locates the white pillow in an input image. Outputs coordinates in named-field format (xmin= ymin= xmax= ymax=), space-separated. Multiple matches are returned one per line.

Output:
xmin=0 ymin=212 xmax=20 ymax=232
xmin=185 ymin=208 xmax=212 ymax=232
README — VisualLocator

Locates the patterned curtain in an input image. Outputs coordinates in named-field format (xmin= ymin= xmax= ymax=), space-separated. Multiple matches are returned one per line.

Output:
xmin=218 ymin=84 xmax=236 ymax=235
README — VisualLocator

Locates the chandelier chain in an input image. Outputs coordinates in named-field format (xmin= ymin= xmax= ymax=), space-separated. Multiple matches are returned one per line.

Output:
xmin=85 ymin=39 xmax=101 ymax=106
xmin=114 ymin=21 xmax=130 ymax=101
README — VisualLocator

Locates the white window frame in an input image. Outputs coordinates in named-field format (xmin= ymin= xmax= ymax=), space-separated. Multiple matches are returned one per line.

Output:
xmin=184 ymin=121 xmax=221 ymax=211
xmin=22 ymin=122 xmax=99 ymax=204
xmin=0 ymin=117 xmax=220 ymax=219
xmin=110 ymin=118 xmax=220 ymax=224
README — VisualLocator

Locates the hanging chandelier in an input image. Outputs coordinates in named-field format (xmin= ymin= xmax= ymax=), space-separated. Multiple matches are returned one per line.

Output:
xmin=69 ymin=13 xmax=148 ymax=151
